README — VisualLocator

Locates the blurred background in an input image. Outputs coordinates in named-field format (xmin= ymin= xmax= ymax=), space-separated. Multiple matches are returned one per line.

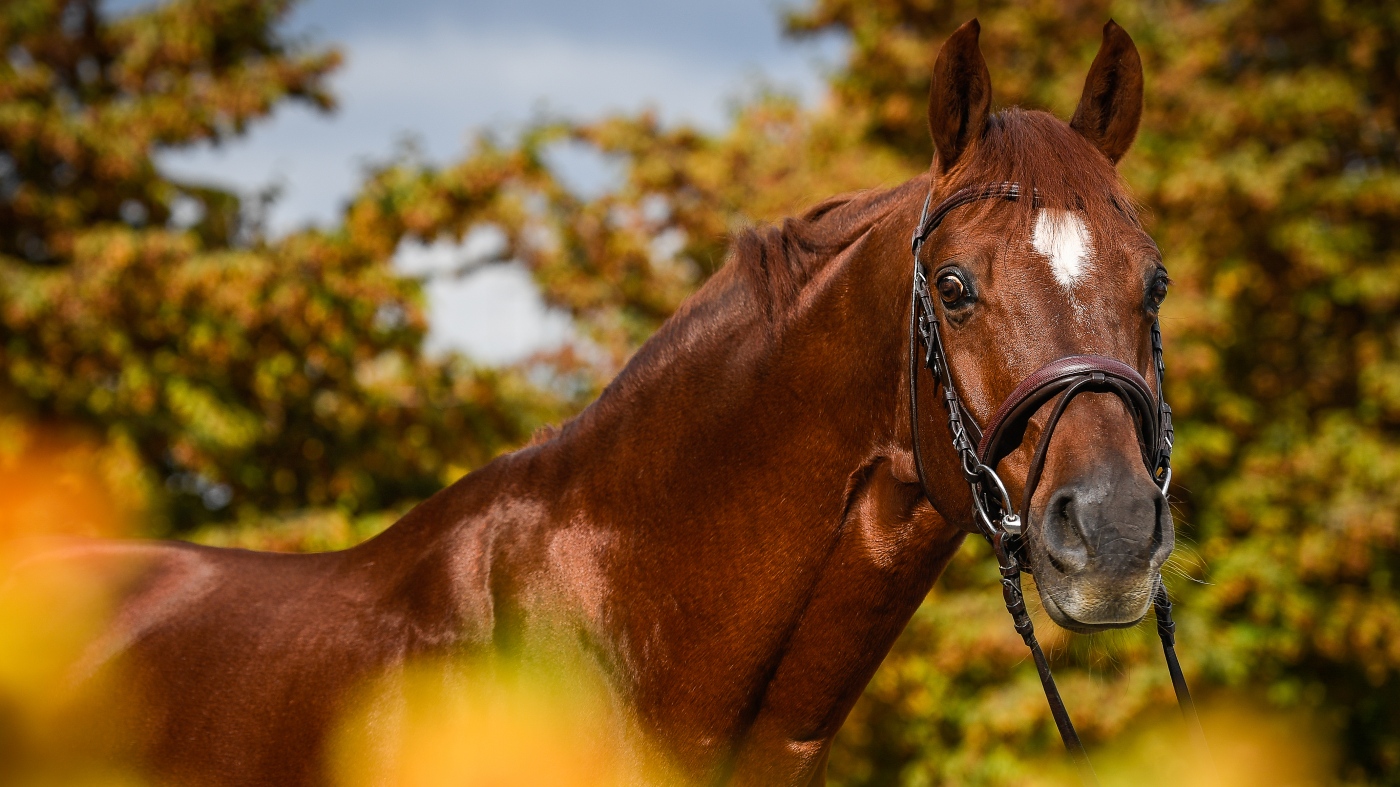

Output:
xmin=1 ymin=0 xmax=1398 ymax=784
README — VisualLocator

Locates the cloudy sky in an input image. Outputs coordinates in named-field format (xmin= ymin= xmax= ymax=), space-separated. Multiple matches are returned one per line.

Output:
xmin=113 ymin=0 xmax=844 ymax=362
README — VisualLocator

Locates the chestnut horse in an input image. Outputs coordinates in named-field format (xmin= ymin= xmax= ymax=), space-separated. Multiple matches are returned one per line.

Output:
xmin=8 ymin=19 xmax=1171 ymax=787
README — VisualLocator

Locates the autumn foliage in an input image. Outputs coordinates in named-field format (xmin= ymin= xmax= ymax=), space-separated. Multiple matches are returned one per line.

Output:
xmin=2 ymin=0 xmax=1399 ymax=784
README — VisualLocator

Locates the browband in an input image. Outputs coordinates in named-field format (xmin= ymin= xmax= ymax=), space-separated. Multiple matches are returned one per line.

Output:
xmin=910 ymin=182 xmax=1027 ymax=256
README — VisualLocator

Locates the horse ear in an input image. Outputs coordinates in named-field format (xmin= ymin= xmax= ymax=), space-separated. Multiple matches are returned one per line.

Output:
xmin=1070 ymin=20 xmax=1144 ymax=164
xmin=928 ymin=19 xmax=992 ymax=173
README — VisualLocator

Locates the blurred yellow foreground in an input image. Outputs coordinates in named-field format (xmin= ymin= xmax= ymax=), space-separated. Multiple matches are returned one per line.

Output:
xmin=0 ymin=426 xmax=1338 ymax=786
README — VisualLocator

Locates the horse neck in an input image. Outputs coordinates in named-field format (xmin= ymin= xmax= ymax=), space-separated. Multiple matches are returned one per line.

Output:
xmin=529 ymin=183 xmax=926 ymax=583
xmin=358 ymin=181 xmax=934 ymax=625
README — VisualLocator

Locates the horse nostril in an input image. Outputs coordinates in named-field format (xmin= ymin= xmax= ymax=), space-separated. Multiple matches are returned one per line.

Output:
xmin=1037 ymin=477 xmax=1169 ymax=577
xmin=1039 ymin=489 xmax=1091 ymax=574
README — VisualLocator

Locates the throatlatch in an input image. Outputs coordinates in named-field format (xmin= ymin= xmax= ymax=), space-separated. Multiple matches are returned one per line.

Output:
xmin=906 ymin=183 xmax=1208 ymax=786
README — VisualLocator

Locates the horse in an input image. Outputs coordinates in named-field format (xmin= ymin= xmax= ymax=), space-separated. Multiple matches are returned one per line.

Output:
xmin=2 ymin=18 xmax=1171 ymax=787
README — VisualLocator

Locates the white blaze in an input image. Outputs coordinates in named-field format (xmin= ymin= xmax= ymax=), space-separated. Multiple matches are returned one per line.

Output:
xmin=1032 ymin=210 xmax=1092 ymax=288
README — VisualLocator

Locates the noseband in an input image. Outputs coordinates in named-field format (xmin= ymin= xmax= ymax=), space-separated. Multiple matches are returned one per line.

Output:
xmin=907 ymin=183 xmax=1209 ymax=783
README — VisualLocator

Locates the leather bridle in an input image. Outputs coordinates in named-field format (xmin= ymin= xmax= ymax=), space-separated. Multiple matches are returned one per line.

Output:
xmin=907 ymin=182 xmax=1209 ymax=784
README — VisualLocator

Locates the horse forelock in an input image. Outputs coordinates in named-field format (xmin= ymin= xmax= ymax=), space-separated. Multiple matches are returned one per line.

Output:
xmin=944 ymin=107 xmax=1143 ymax=247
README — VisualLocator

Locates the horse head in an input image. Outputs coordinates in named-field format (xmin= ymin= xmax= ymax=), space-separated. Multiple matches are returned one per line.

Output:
xmin=914 ymin=20 xmax=1172 ymax=633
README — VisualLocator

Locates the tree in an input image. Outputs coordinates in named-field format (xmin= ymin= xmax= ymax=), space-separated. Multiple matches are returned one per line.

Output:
xmin=0 ymin=0 xmax=563 ymax=534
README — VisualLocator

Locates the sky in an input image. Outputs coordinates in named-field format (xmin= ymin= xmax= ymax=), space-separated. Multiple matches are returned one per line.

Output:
xmin=111 ymin=0 xmax=844 ymax=363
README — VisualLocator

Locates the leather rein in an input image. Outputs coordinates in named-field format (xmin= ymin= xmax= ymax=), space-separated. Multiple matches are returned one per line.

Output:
xmin=906 ymin=182 xmax=1210 ymax=784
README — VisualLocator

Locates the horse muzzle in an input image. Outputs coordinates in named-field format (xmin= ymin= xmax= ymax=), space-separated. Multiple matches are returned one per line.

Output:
xmin=1031 ymin=468 xmax=1173 ymax=632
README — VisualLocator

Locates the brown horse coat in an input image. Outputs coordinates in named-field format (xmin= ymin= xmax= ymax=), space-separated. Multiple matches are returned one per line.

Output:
xmin=4 ymin=19 xmax=1172 ymax=787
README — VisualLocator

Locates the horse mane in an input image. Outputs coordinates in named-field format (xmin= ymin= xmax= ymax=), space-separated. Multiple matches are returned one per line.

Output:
xmin=727 ymin=183 xmax=916 ymax=322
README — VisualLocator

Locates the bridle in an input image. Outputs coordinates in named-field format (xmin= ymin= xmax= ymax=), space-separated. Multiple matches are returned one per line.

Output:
xmin=907 ymin=182 xmax=1210 ymax=784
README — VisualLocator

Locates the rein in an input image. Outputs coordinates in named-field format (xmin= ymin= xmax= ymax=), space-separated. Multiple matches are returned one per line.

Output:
xmin=907 ymin=183 xmax=1210 ymax=784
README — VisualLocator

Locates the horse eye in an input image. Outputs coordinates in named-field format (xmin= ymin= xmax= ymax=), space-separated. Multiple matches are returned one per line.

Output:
xmin=937 ymin=275 xmax=967 ymax=305
xmin=1150 ymin=278 xmax=1169 ymax=307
